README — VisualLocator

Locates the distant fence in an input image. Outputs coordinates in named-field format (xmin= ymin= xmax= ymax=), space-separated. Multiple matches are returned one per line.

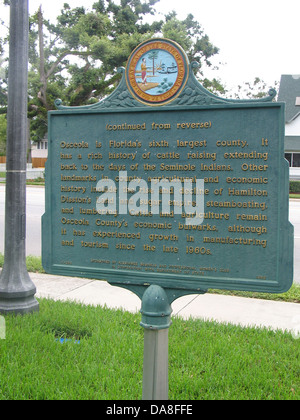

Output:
xmin=32 ymin=158 xmax=47 ymax=168
xmin=0 ymin=156 xmax=47 ymax=168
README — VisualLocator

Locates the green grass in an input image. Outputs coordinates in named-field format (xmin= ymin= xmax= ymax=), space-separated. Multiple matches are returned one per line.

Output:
xmin=0 ymin=298 xmax=298 ymax=400
xmin=0 ymin=254 xmax=45 ymax=274
xmin=24 ymin=255 xmax=46 ymax=273
xmin=207 ymin=283 xmax=300 ymax=304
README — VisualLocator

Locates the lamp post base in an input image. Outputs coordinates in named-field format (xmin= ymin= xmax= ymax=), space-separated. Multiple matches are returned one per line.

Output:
xmin=0 ymin=266 xmax=39 ymax=315
xmin=0 ymin=295 xmax=39 ymax=315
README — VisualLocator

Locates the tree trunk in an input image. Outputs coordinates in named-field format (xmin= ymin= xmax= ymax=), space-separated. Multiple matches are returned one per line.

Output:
xmin=37 ymin=6 xmax=48 ymax=109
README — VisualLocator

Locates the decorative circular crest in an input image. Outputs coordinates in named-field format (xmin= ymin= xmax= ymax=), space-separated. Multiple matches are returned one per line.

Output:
xmin=126 ymin=39 xmax=189 ymax=106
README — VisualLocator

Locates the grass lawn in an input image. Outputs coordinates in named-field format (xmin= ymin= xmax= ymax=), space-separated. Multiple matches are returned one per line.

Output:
xmin=0 ymin=298 xmax=299 ymax=400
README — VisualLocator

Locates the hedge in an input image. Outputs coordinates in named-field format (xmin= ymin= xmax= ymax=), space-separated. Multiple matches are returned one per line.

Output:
xmin=290 ymin=181 xmax=300 ymax=193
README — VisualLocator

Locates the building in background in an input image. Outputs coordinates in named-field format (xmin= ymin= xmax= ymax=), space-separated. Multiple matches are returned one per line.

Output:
xmin=278 ymin=75 xmax=300 ymax=180
xmin=31 ymin=136 xmax=48 ymax=168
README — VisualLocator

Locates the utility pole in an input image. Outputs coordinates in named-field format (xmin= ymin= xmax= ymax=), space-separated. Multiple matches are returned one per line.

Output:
xmin=0 ymin=0 xmax=39 ymax=314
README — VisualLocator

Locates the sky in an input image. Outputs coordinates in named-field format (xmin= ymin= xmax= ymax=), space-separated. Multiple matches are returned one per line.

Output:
xmin=1 ymin=0 xmax=299 ymax=93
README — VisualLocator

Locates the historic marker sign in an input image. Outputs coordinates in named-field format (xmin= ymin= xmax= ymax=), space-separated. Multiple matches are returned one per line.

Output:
xmin=42 ymin=39 xmax=294 ymax=295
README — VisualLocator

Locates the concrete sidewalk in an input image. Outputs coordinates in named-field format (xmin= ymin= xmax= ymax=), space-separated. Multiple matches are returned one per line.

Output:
xmin=26 ymin=272 xmax=300 ymax=335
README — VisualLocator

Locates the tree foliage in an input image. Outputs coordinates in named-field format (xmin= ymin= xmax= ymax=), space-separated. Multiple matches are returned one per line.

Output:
xmin=228 ymin=77 xmax=279 ymax=100
xmin=162 ymin=12 xmax=219 ymax=72
xmin=1 ymin=0 xmax=222 ymax=143
xmin=0 ymin=114 xmax=7 ymax=155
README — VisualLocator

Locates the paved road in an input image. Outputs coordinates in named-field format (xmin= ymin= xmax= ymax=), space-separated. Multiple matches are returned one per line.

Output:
xmin=0 ymin=184 xmax=299 ymax=284
xmin=0 ymin=185 xmax=44 ymax=257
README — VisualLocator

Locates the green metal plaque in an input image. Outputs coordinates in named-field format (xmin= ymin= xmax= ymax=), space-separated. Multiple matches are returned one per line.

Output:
xmin=42 ymin=39 xmax=293 ymax=296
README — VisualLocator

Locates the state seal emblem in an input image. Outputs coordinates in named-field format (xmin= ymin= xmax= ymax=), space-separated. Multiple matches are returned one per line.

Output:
xmin=126 ymin=39 xmax=189 ymax=106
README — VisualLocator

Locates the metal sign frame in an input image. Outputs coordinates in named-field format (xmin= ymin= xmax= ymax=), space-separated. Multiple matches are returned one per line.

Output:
xmin=43 ymin=38 xmax=293 ymax=296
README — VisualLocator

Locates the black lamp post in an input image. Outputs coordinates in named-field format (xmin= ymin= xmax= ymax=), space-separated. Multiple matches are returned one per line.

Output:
xmin=0 ymin=0 xmax=39 ymax=314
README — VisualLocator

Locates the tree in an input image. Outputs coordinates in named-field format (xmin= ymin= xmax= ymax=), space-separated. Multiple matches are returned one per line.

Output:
xmin=0 ymin=114 xmax=7 ymax=156
xmin=0 ymin=13 xmax=8 ymax=154
xmin=0 ymin=57 xmax=7 ymax=115
xmin=0 ymin=32 xmax=8 ymax=115
xmin=148 ymin=50 xmax=159 ymax=75
xmin=228 ymin=77 xmax=279 ymax=100
xmin=2 ymin=1 xmax=223 ymax=142
xmin=26 ymin=1 xmax=164 ymax=141
xmin=162 ymin=13 xmax=219 ymax=72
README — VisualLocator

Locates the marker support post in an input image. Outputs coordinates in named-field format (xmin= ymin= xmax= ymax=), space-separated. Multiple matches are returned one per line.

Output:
xmin=140 ymin=285 xmax=172 ymax=400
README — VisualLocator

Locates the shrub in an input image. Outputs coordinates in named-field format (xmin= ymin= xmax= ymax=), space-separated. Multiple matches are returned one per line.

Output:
xmin=290 ymin=181 xmax=300 ymax=194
